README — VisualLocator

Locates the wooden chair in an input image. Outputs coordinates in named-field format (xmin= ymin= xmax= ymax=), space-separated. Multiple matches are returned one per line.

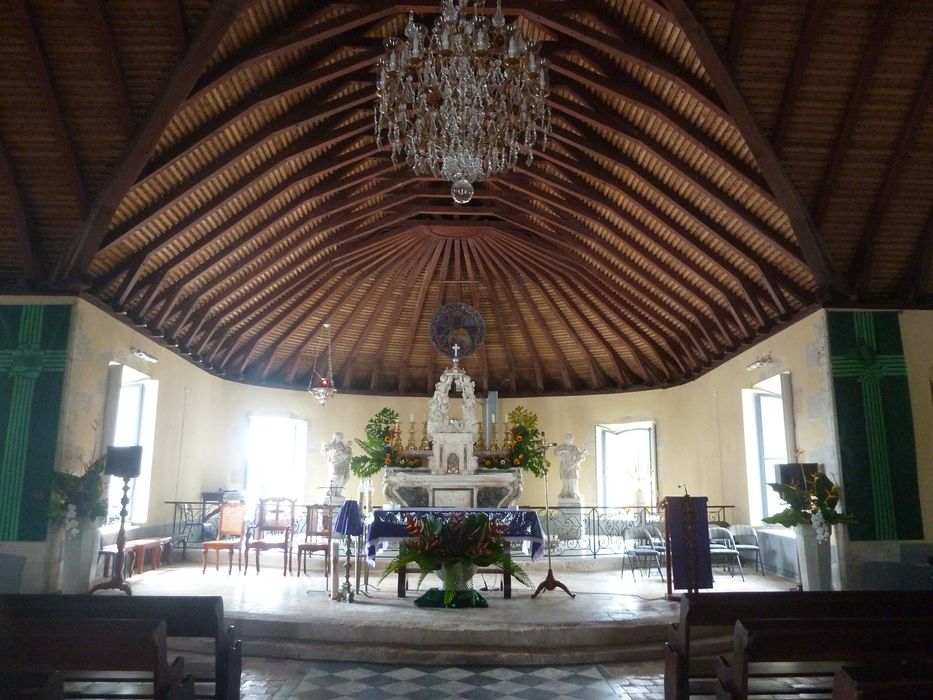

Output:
xmin=295 ymin=504 xmax=333 ymax=583
xmin=201 ymin=502 xmax=246 ymax=574
xmin=244 ymin=497 xmax=295 ymax=575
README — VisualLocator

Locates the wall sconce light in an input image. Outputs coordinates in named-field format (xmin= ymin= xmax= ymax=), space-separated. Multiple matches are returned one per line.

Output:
xmin=745 ymin=353 xmax=772 ymax=371
xmin=131 ymin=347 xmax=158 ymax=363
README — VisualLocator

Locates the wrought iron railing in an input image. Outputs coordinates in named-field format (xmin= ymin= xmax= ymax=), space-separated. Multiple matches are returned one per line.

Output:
xmin=166 ymin=501 xmax=734 ymax=560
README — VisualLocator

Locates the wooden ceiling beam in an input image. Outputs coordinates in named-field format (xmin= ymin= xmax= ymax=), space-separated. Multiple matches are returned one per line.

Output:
xmin=9 ymin=0 xmax=88 ymax=218
xmin=491 ymin=197 xmax=716 ymax=364
xmin=498 ymin=175 xmax=747 ymax=343
xmin=491 ymin=223 xmax=646 ymax=385
xmin=516 ymin=162 xmax=789 ymax=320
xmin=187 ymin=209 xmax=425 ymax=352
xmin=228 ymin=229 xmax=418 ymax=374
xmin=770 ymin=0 xmax=828 ymax=157
xmin=459 ymin=241 xmax=490 ymax=394
xmin=469 ymin=241 xmax=546 ymax=393
xmin=849 ymin=46 xmax=933 ymax=300
xmin=107 ymin=137 xmax=380 ymax=302
xmin=491 ymin=210 xmax=691 ymax=376
xmin=550 ymin=50 xmax=770 ymax=197
xmin=725 ymin=0 xmax=751 ymax=71
xmin=0 ymin=137 xmax=46 ymax=283
xmin=396 ymin=241 xmax=447 ymax=393
xmin=529 ymin=150 xmax=800 ymax=311
xmin=82 ymin=0 xmax=135 ymax=141
xmin=199 ymin=225 xmax=414 ymax=362
xmin=810 ymin=1 xmax=897 ymax=231
xmin=162 ymin=0 xmax=188 ymax=54
xmin=192 ymin=4 xmax=395 ymax=98
xmin=550 ymin=98 xmax=795 ymax=261
xmin=277 ymin=239 xmax=426 ymax=384
xmin=153 ymin=176 xmax=418 ymax=333
xmin=129 ymin=160 xmax=396 ymax=317
xmin=522 ymin=3 xmax=728 ymax=120
xmin=464 ymin=238 xmax=521 ymax=393
xmin=366 ymin=244 xmax=439 ymax=391
xmin=895 ymin=207 xmax=933 ymax=304
xmin=55 ymin=0 xmax=249 ymax=282
xmin=486 ymin=228 xmax=612 ymax=389
xmin=664 ymin=0 xmax=846 ymax=300
xmin=137 ymin=76 xmax=374 ymax=201
xmin=508 ymin=168 xmax=757 ymax=334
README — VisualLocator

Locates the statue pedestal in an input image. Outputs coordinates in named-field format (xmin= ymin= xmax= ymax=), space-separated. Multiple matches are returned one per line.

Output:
xmin=554 ymin=497 xmax=586 ymax=542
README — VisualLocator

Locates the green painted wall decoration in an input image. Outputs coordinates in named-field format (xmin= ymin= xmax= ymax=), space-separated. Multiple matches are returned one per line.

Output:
xmin=0 ymin=304 xmax=71 ymax=541
xmin=828 ymin=311 xmax=923 ymax=541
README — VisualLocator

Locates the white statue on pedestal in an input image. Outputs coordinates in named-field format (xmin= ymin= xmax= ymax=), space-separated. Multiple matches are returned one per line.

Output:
xmin=322 ymin=432 xmax=352 ymax=503
xmin=555 ymin=433 xmax=586 ymax=500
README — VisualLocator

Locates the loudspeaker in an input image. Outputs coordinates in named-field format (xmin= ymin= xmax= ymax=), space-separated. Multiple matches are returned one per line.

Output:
xmin=105 ymin=445 xmax=143 ymax=479
xmin=776 ymin=462 xmax=818 ymax=488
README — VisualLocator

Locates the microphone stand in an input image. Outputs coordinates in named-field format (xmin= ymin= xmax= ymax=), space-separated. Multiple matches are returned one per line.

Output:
xmin=532 ymin=438 xmax=575 ymax=599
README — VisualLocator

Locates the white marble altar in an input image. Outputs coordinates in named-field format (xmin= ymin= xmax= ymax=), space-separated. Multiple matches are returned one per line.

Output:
xmin=383 ymin=360 xmax=522 ymax=508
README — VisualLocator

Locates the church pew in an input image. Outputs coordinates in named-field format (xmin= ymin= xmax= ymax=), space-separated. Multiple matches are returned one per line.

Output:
xmin=0 ymin=671 xmax=64 ymax=699
xmin=664 ymin=590 xmax=933 ymax=699
xmin=0 ymin=616 xmax=193 ymax=699
xmin=0 ymin=594 xmax=241 ymax=700
xmin=832 ymin=661 xmax=933 ymax=699
xmin=715 ymin=617 xmax=933 ymax=700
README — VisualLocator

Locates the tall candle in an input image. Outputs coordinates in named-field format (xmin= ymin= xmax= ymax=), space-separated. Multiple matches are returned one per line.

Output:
xmin=491 ymin=413 xmax=496 ymax=424
xmin=410 ymin=413 xmax=414 ymax=423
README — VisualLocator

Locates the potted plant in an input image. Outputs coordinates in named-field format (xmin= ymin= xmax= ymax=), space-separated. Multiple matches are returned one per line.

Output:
xmin=762 ymin=471 xmax=855 ymax=590
xmin=350 ymin=408 xmax=423 ymax=479
xmin=480 ymin=406 xmax=550 ymax=476
xmin=381 ymin=512 xmax=531 ymax=607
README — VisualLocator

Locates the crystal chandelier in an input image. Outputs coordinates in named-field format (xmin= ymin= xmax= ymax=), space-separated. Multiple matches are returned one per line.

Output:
xmin=309 ymin=322 xmax=337 ymax=406
xmin=374 ymin=0 xmax=551 ymax=204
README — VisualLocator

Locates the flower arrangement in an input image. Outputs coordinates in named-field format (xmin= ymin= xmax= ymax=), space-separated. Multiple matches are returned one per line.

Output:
xmin=48 ymin=455 xmax=108 ymax=538
xmin=381 ymin=512 xmax=531 ymax=605
xmin=350 ymin=408 xmax=422 ymax=478
xmin=504 ymin=406 xmax=549 ymax=478
xmin=762 ymin=471 xmax=855 ymax=543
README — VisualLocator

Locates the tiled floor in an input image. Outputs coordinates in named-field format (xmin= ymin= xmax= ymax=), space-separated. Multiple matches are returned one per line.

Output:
xmin=238 ymin=658 xmax=665 ymax=699
xmin=128 ymin=555 xmax=790 ymax=698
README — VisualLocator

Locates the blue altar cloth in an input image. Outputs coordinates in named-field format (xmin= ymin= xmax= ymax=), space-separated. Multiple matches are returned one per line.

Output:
xmin=366 ymin=508 xmax=545 ymax=564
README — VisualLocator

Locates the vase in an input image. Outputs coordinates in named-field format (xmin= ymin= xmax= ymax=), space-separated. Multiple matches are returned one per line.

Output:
xmin=795 ymin=524 xmax=832 ymax=591
xmin=414 ymin=560 xmax=486 ymax=608
xmin=436 ymin=560 xmax=478 ymax=592
xmin=59 ymin=522 xmax=100 ymax=594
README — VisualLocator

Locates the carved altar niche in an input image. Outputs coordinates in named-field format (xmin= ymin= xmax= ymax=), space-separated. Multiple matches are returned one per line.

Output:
xmin=427 ymin=365 xmax=478 ymax=475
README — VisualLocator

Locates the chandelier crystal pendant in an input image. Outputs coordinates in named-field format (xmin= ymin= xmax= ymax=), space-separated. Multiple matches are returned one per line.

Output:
xmin=374 ymin=0 xmax=551 ymax=204
xmin=309 ymin=322 xmax=337 ymax=406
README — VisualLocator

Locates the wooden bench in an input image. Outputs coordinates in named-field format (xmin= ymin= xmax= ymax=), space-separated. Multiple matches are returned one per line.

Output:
xmin=833 ymin=661 xmax=933 ymax=699
xmin=396 ymin=564 xmax=512 ymax=598
xmin=0 ymin=594 xmax=241 ymax=700
xmin=715 ymin=617 xmax=933 ymax=699
xmin=99 ymin=537 xmax=172 ymax=578
xmin=0 ymin=616 xmax=193 ymax=699
xmin=0 ymin=671 xmax=64 ymax=699
xmin=664 ymin=590 xmax=933 ymax=699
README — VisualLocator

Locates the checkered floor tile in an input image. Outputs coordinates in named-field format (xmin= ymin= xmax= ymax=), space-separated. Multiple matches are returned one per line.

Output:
xmin=267 ymin=661 xmax=622 ymax=699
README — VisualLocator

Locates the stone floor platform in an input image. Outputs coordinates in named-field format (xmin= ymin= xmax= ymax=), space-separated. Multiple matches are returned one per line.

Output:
xmin=126 ymin=555 xmax=791 ymax=666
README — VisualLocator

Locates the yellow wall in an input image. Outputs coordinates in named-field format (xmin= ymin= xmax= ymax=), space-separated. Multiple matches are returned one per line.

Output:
xmin=3 ymin=296 xmax=929 ymax=591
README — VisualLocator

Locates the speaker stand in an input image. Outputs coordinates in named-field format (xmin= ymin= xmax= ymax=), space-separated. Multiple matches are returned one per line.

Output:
xmin=90 ymin=477 xmax=132 ymax=595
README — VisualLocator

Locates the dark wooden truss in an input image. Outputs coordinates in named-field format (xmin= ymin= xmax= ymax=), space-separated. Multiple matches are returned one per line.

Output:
xmin=0 ymin=0 xmax=930 ymax=395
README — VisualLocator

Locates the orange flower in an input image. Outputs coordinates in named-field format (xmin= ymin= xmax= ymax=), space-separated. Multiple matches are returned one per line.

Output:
xmin=515 ymin=434 xmax=523 ymax=442
xmin=384 ymin=456 xmax=391 ymax=464
xmin=513 ymin=458 xmax=521 ymax=465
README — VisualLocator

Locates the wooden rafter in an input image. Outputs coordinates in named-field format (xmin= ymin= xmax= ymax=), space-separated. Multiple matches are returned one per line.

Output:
xmin=55 ymin=0 xmax=250 ymax=282
xmin=0 ymin=138 xmax=45 ymax=282
xmin=82 ymin=0 xmax=135 ymax=141
xmin=663 ymin=0 xmax=846 ymax=300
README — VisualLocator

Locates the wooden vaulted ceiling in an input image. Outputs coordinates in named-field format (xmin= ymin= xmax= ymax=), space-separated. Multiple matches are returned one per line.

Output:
xmin=0 ymin=0 xmax=930 ymax=396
